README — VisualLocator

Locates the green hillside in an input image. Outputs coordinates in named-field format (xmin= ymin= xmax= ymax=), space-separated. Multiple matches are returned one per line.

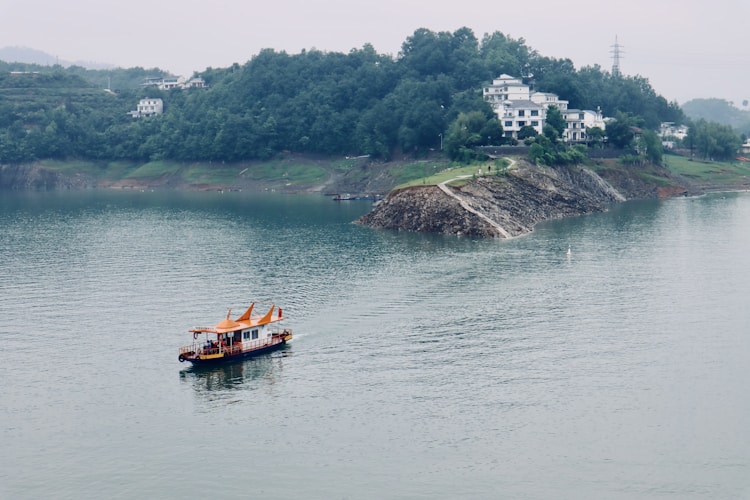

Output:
xmin=1 ymin=27 xmax=684 ymax=168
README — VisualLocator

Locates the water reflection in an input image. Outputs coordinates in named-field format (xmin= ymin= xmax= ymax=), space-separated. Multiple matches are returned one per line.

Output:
xmin=179 ymin=348 xmax=291 ymax=397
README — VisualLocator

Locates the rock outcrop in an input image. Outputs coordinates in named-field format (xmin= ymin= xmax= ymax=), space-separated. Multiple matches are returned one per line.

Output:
xmin=357 ymin=161 xmax=634 ymax=238
xmin=0 ymin=164 xmax=96 ymax=190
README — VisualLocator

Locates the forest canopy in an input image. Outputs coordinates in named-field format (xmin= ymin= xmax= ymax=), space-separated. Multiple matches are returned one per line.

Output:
xmin=0 ymin=27 xmax=685 ymax=164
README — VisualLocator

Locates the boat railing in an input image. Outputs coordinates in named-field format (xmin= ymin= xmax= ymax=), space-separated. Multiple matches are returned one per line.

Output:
xmin=196 ymin=343 xmax=242 ymax=356
xmin=180 ymin=331 xmax=290 ymax=358
xmin=179 ymin=343 xmax=234 ymax=356
xmin=179 ymin=345 xmax=198 ymax=355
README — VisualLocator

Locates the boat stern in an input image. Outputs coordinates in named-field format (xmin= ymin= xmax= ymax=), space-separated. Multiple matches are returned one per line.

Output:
xmin=274 ymin=328 xmax=293 ymax=343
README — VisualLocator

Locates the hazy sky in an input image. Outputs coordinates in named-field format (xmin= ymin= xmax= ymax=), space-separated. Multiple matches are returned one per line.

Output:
xmin=1 ymin=0 xmax=748 ymax=105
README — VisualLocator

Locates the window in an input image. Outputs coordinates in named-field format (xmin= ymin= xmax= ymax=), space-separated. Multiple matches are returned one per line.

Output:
xmin=531 ymin=110 xmax=539 ymax=116
xmin=518 ymin=110 xmax=525 ymax=117
xmin=531 ymin=121 xmax=539 ymax=127
xmin=243 ymin=331 xmax=250 ymax=340
xmin=518 ymin=121 xmax=526 ymax=127
xmin=505 ymin=121 xmax=513 ymax=127
xmin=579 ymin=113 xmax=584 ymax=119
xmin=251 ymin=329 xmax=259 ymax=340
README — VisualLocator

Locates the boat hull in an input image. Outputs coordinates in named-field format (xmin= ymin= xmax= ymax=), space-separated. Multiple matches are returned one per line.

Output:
xmin=179 ymin=338 xmax=290 ymax=366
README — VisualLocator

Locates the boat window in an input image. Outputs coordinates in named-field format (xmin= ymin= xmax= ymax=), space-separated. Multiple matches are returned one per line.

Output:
xmin=252 ymin=329 xmax=259 ymax=340
xmin=243 ymin=330 xmax=250 ymax=340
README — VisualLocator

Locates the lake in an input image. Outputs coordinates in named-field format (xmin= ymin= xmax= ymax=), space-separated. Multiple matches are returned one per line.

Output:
xmin=1 ymin=190 xmax=748 ymax=499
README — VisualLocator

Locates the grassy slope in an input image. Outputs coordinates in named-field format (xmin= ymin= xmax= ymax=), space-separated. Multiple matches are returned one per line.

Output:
xmin=662 ymin=153 xmax=750 ymax=188
xmin=394 ymin=158 xmax=510 ymax=189
xmin=35 ymin=158 xmax=329 ymax=189
xmin=31 ymin=153 xmax=750 ymax=193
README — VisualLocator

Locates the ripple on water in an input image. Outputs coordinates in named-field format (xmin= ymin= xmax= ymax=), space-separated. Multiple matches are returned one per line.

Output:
xmin=2 ymin=191 xmax=750 ymax=499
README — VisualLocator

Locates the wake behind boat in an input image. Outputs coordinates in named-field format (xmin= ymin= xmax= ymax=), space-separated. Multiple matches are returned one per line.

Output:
xmin=178 ymin=303 xmax=292 ymax=365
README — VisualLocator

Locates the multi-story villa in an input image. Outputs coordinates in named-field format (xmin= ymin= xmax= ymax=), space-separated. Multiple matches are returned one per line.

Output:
xmin=141 ymin=77 xmax=206 ymax=90
xmin=128 ymin=98 xmax=164 ymax=118
xmin=658 ymin=122 xmax=688 ymax=140
xmin=483 ymin=74 xmax=604 ymax=142
xmin=562 ymin=108 xmax=605 ymax=143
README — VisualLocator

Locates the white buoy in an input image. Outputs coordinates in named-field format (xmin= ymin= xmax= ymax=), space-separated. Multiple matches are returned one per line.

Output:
xmin=566 ymin=245 xmax=571 ymax=256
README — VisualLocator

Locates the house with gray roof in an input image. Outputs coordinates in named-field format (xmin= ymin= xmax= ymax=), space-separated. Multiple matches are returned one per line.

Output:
xmin=484 ymin=74 xmax=604 ymax=143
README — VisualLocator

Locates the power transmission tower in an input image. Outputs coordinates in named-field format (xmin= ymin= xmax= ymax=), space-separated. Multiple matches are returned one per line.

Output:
xmin=610 ymin=35 xmax=624 ymax=76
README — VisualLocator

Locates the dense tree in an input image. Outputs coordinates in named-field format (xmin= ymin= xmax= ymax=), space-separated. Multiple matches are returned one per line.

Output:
xmin=637 ymin=129 xmax=663 ymax=164
xmin=586 ymin=126 xmax=606 ymax=148
xmin=685 ymin=119 xmax=742 ymax=161
xmin=537 ymin=64 xmax=683 ymax=129
xmin=606 ymin=112 xmax=642 ymax=149
xmin=479 ymin=32 xmax=534 ymax=79
xmin=444 ymin=111 xmax=502 ymax=161
xmin=0 ymin=27 xmax=697 ymax=164
xmin=527 ymin=133 xmax=586 ymax=166
xmin=544 ymin=106 xmax=566 ymax=138
xmin=517 ymin=125 xmax=538 ymax=141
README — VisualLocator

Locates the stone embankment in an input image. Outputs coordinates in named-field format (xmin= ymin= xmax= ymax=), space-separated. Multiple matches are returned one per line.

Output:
xmin=357 ymin=160 xmax=638 ymax=238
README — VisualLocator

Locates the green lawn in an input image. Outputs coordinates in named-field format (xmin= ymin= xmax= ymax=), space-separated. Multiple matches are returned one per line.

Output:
xmin=181 ymin=164 xmax=247 ymax=185
xmin=244 ymin=161 xmax=328 ymax=185
xmin=37 ymin=159 xmax=328 ymax=187
xmin=394 ymin=158 xmax=510 ymax=189
xmin=39 ymin=159 xmax=140 ymax=181
xmin=124 ymin=161 xmax=182 ymax=179
xmin=664 ymin=154 xmax=750 ymax=187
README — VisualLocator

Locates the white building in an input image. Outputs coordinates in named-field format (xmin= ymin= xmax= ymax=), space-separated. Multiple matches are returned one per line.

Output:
xmin=483 ymin=74 xmax=570 ymax=139
xmin=659 ymin=122 xmax=688 ymax=140
xmin=142 ymin=76 xmax=206 ymax=90
xmin=562 ymin=108 xmax=605 ymax=143
xmin=484 ymin=74 xmax=613 ymax=143
xmin=484 ymin=75 xmax=550 ymax=138
xmin=128 ymin=98 xmax=163 ymax=118
xmin=182 ymin=77 xmax=206 ymax=89
xmin=530 ymin=91 xmax=568 ymax=111
xmin=495 ymin=100 xmax=546 ymax=138
xmin=157 ymin=78 xmax=182 ymax=90
xmin=483 ymin=74 xmax=532 ymax=104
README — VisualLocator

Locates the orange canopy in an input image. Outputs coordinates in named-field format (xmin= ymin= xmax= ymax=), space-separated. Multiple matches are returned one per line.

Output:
xmin=189 ymin=303 xmax=284 ymax=334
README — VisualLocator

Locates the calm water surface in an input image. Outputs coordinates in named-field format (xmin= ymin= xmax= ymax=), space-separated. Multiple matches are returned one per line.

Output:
xmin=1 ymin=190 xmax=749 ymax=499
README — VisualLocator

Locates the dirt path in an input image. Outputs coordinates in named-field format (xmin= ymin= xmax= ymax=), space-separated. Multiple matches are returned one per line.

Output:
xmin=436 ymin=158 xmax=517 ymax=238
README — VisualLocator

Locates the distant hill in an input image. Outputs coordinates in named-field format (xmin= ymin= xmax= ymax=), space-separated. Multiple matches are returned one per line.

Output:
xmin=682 ymin=98 xmax=750 ymax=135
xmin=0 ymin=46 xmax=114 ymax=70
xmin=0 ymin=46 xmax=172 ymax=89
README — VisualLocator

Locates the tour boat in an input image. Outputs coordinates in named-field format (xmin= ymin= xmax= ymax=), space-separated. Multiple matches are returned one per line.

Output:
xmin=178 ymin=303 xmax=292 ymax=365
xmin=333 ymin=193 xmax=358 ymax=201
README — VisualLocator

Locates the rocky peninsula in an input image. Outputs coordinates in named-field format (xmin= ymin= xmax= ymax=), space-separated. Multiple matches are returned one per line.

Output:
xmin=357 ymin=159 xmax=688 ymax=238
